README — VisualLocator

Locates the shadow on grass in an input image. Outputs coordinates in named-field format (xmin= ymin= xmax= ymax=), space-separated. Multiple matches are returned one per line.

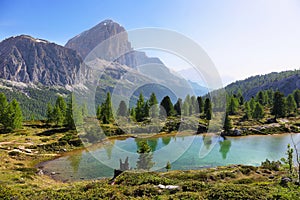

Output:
xmin=37 ymin=127 xmax=70 ymax=136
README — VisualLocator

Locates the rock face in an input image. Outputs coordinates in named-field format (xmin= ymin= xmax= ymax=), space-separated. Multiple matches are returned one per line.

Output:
xmin=65 ymin=19 xmax=163 ymax=68
xmin=0 ymin=35 xmax=86 ymax=86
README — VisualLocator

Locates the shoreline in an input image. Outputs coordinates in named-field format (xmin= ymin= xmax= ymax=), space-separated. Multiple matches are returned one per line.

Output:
xmin=35 ymin=131 xmax=299 ymax=182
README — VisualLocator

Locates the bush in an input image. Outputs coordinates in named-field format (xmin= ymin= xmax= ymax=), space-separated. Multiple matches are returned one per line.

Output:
xmin=181 ymin=181 xmax=207 ymax=192
xmin=206 ymin=184 xmax=273 ymax=200
xmin=261 ymin=159 xmax=281 ymax=171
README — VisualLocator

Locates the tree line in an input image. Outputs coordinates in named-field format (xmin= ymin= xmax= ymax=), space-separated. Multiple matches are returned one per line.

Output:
xmin=96 ymin=92 xmax=213 ymax=124
xmin=46 ymin=94 xmax=87 ymax=129
xmin=0 ymin=93 xmax=23 ymax=132
xmin=223 ymin=89 xmax=300 ymax=133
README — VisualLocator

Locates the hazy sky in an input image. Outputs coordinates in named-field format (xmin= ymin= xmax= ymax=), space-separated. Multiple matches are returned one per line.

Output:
xmin=1 ymin=0 xmax=300 ymax=85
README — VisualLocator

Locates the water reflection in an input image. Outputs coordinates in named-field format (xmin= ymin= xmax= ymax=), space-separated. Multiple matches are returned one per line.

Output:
xmin=162 ymin=137 xmax=171 ymax=145
xmin=219 ymin=138 xmax=232 ymax=159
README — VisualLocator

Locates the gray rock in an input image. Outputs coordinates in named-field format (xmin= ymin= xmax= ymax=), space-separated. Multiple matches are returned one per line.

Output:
xmin=37 ymin=169 xmax=44 ymax=175
xmin=0 ymin=35 xmax=87 ymax=86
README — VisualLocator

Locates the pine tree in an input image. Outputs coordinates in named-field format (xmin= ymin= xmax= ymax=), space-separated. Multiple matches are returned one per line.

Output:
xmin=149 ymin=93 xmax=159 ymax=118
xmin=8 ymin=99 xmax=23 ymax=130
xmin=100 ymin=92 xmax=113 ymax=124
xmin=286 ymin=94 xmax=297 ymax=115
xmin=190 ymin=96 xmax=197 ymax=114
xmin=174 ymin=98 xmax=182 ymax=116
xmin=96 ymin=105 xmax=101 ymax=120
xmin=272 ymin=91 xmax=286 ymax=119
xmin=135 ymin=93 xmax=145 ymax=122
xmin=223 ymin=113 xmax=232 ymax=133
xmin=293 ymin=89 xmax=300 ymax=108
xmin=165 ymin=161 xmax=171 ymax=172
xmin=243 ymin=101 xmax=252 ymax=120
xmin=117 ymin=100 xmax=128 ymax=117
xmin=253 ymin=103 xmax=264 ymax=120
xmin=197 ymin=96 xmax=204 ymax=113
xmin=65 ymin=94 xmax=83 ymax=129
xmin=55 ymin=96 xmax=67 ymax=122
xmin=204 ymin=98 xmax=212 ymax=120
xmin=0 ymin=93 xmax=8 ymax=124
xmin=130 ymin=107 xmax=136 ymax=120
xmin=136 ymin=141 xmax=155 ymax=170
xmin=144 ymin=100 xmax=150 ymax=118
xmin=182 ymin=101 xmax=189 ymax=116
xmin=53 ymin=105 xmax=64 ymax=126
xmin=159 ymin=96 xmax=175 ymax=117
xmin=249 ymin=97 xmax=256 ymax=111
xmin=227 ymin=96 xmax=239 ymax=115
xmin=46 ymin=103 xmax=54 ymax=124
xmin=256 ymin=91 xmax=265 ymax=105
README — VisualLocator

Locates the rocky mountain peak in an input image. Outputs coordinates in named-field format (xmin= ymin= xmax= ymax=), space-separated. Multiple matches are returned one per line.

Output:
xmin=0 ymin=35 xmax=86 ymax=86
xmin=65 ymin=19 xmax=163 ymax=68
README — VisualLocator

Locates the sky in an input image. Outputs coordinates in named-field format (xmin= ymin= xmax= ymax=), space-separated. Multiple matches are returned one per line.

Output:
xmin=1 ymin=0 xmax=300 ymax=86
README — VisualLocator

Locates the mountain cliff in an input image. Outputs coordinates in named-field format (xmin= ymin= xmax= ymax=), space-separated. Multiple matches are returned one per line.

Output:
xmin=0 ymin=35 xmax=86 ymax=86
xmin=65 ymin=19 xmax=163 ymax=68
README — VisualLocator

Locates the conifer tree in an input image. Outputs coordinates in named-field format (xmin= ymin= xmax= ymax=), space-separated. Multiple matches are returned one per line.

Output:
xmin=182 ymin=101 xmax=189 ymax=116
xmin=149 ymin=93 xmax=159 ymax=118
xmin=136 ymin=141 xmax=155 ymax=170
xmin=174 ymin=98 xmax=182 ymax=116
xmin=159 ymin=96 xmax=175 ymax=117
xmin=96 ymin=105 xmax=101 ymax=120
xmin=135 ymin=93 xmax=145 ymax=122
xmin=243 ymin=101 xmax=252 ymax=120
xmin=223 ymin=113 xmax=232 ymax=133
xmin=190 ymin=95 xmax=197 ymax=114
xmin=272 ymin=91 xmax=286 ymax=119
xmin=227 ymin=96 xmax=239 ymax=115
xmin=53 ymin=105 xmax=64 ymax=126
xmin=6 ymin=99 xmax=23 ymax=130
xmin=117 ymin=100 xmax=128 ymax=117
xmin=197 ymin=96 xmax=204 ymax=113
xmin=0 ymin=93 xmax=8 ymax=123
xmin=65 ymin=94 xmax=83 ymax=129
xmin=286 ymin=94 xmax=297 ymax=115
xmin=293 ymin=89 xmax=300 ymax=108
xmin=253 ymin=103 xmax=264 ymax=120
xmin=204 ymin=98 xmax=212 ymax=120
xmin=46 ymin=103 xmax=54 ymax=124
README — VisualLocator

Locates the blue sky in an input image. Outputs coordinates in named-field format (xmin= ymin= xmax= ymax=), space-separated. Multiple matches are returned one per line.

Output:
xmin=1 ymin=0 xmax=300 ymax=85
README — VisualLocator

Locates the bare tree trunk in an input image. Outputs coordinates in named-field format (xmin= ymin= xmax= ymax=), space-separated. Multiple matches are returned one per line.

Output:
xmin=291 ymin=135 xmax=300 ymax=183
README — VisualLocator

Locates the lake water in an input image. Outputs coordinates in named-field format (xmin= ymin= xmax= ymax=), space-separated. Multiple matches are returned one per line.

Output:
xmin=41 ymin=133 xmax=300 ymax=181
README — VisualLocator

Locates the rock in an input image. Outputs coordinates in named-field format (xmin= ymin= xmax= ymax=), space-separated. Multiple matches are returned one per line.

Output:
xmin=51 ymin=172 xmax=56 ymax=175
xmin=37 ymin=169 xmax=44 ymax=175
xmin=0 ymin=35 xmax=86 ymax=86
xmin=280 ymin=177 xmax=292 ymax=186
xmin=24 ymin=149 xmax=32 ymax=153
xmin=233 ymin=129 xmax=242 ymax=136
xmin=157 ymin=184 xmax=180 ymax=190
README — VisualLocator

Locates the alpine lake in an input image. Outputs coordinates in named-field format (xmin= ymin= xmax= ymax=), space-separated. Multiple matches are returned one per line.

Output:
xmin=40 ymin=133 xmax=300 ymax=181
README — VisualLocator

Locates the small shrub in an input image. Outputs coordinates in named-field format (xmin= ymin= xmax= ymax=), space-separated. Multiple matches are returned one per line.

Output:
xmin=181 ymin=181 xmax=207 ymax=192
xmin=261 ymin=159 xmax=280 ymax=171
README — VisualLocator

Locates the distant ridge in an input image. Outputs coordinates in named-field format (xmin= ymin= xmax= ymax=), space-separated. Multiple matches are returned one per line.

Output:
xmin=225 ymin=69 xmax=300 ymax=99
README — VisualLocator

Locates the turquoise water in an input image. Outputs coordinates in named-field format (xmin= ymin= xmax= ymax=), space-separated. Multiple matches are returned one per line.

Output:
xmin=41 ymin=133 xmax=300 ymax=181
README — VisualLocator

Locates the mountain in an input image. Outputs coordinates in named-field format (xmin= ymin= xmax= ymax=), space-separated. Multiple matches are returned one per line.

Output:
xmin=65 ymin=19 xmax=163 ymax=68
xmin=66 ymin=19 xmax=202 ymax=101
xmin=0 ymin=35 xmax=87 ymax=86
xmin=225 ymin=69 xmax=300 ymax=100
